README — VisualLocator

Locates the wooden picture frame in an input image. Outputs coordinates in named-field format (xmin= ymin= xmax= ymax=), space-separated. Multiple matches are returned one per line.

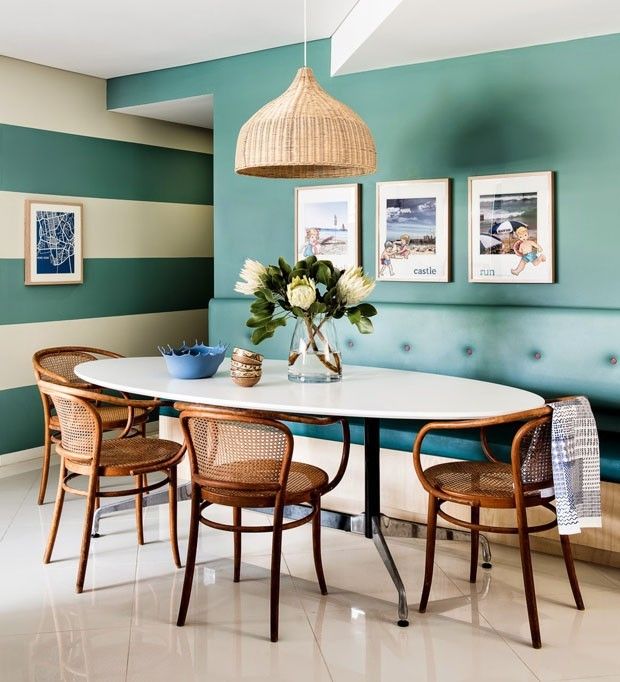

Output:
xmin=468 ymin=172 xmax=554 ymax=283
xmin=376 ymin=178 xmax=451 ymax=282
xmin=25 ymin=200 xmax=83 ymax=285
xmin=294 ymin=184 xmax=360 ymax=270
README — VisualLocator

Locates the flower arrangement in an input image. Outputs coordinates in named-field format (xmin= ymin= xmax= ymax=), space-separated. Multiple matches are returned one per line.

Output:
xmin=235 ymin=256 xmax=377 ymax=346
xmin=235 ymin=256 xmax=377 ymax=344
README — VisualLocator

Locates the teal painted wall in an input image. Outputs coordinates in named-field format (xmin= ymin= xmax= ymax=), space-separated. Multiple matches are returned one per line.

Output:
xmin=1 ymin=115 xmax=213 ymax=456
xmin=109 ymin=34 xmax=620 ymax=310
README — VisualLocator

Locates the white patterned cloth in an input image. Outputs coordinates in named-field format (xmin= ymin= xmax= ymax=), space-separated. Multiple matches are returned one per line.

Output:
xmin=548 ymin=397 xmax=602 ymax=535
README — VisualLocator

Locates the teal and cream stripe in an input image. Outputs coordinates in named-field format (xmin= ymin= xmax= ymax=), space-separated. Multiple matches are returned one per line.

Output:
xmin=0 ymin=57 xmax=213 ymax=458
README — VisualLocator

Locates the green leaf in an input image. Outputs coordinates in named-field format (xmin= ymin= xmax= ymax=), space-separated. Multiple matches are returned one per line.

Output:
xmin=354 ymin=317 xmax=374 ymax=334
xmin=251 ymin=327 xmax=275 ymax=345
xmin=346 ymin=308 xmax=362 ymax=325
xmin=278 ymin=257 xmax=292 ymax=278
xmin=315 ymin=262 xmax=331 ymax=285
xmin=264 ymin=317 xmax=288 ymax=332
xmin=259 ymin=287 xmax=277 ymax=303
xmin=246 ymin=315 xmax=272 ymax=328
xmin=304 ymin=255 xmax=317 ymax=267
xmin=357 ymin=303 xmax=377 ymax=317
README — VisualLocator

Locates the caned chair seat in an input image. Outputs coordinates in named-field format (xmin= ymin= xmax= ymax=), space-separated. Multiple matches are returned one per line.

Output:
xmin=50 ymin=405 xmax=149 ymax=432
xmin=62 ymin=437 xmax=181 ymax=476
xmin=424 ymin=461 xmax=516 ymax=500
xmin=201 ymin=460 xmax=329 ymax=507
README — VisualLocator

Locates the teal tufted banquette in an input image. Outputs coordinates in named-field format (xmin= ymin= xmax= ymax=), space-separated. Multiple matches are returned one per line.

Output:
xmin=207 ymin=299 xmax=620 ymax=483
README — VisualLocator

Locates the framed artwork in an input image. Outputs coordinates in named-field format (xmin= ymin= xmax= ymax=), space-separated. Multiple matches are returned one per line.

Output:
xmin=295 ymin=184 xmax=359 ymax=270
xmin=376 ymin=178 xmax=450 ymax=282
xmin=468 ymin=172 xmax=554 ymax=283
xmin=25 ymin=200 xmax=83 ymax=285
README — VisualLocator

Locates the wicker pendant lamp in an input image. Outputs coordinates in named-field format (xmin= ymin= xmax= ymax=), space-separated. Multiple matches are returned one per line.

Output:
xmin=235 ymin=2 xmax=376 ymax=179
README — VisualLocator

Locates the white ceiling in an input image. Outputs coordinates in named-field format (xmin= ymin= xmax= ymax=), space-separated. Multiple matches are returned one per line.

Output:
xmin=0 ymin=0 xmax=358 ymax=78
xmin=1 ymin=0 xmax=619 ymax=130
xmin=117 ymin=95 xmax=215 ymax=129
xmin=333 ymin=0 xmax=620 ymax=75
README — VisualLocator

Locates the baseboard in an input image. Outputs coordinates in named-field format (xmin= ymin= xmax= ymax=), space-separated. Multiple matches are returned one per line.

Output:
xmin=0 ymin=420 xmax=159 ymax=478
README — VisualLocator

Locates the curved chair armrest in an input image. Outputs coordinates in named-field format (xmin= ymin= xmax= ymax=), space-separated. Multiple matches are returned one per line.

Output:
xmin=412 ymin=407 xmax=552 ymax=494
xmin=480 ymin=427 xmax=503 ymax=463
xmin=38 ymin=380 xmax=162 ymax=410
xmin=172 ymin=403 xmax=351 ymax=495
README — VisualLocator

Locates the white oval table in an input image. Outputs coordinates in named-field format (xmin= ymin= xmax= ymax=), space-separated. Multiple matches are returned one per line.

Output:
xmin=76 ymin=357 xmax=544 ymax=626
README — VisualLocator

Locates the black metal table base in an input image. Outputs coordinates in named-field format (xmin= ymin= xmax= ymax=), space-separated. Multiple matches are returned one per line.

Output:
xmin=90 ymin=416 xmax=493 ymax=626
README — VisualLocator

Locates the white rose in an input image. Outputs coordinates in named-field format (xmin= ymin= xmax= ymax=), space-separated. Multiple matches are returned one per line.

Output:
xmin=234 ymin=258 xmax=267 ymax=295
xmin=336 ymin=266 xmax=375 ymax=305
xmin=287 ymin=276 xmax=316 ymax=310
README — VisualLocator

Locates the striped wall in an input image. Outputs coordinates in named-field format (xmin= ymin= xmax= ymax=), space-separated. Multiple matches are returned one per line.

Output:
xmin=0 ymin=56 xmax=214 ymax=457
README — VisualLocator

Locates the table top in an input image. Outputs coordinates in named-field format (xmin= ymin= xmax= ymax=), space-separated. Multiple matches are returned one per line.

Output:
xmin=75 ymin=357 xmax=544 ymax=421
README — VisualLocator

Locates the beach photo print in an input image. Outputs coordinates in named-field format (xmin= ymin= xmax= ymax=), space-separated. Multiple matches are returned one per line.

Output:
xmin=376 ymin=179 xmax=450 ymax=282
xmin=468 ymin=172 xmax=554 ymax=284
xmin=295 ymin=184 xmax=359 ymax=270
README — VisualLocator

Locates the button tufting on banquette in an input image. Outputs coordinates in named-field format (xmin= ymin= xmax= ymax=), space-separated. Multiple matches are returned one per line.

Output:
xmin=210 ymin=300 xmax=620 ymax=484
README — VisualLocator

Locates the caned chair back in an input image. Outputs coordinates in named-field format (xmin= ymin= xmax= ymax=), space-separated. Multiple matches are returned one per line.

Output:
xmin=33 ymin=346 xmax=123 ymax=386
xmin=516 ymin=416 xmax=554 ymax=492
xmin=179 ymin=408 xmax=294 ymax=495
xmin=37 ymin=381 xmax=102 ymax=463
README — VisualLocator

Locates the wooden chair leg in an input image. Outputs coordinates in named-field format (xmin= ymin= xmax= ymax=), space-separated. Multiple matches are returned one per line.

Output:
xmin=312 ymin=495 xmax=327 ymax=595
xmin=76 ymin=472 xmax=99 ymax=594
xmin=470 ymin=505 xmax=480 ymax=583
xmin=419 ymin=495 xmax=439 ymax=613
xmin=270 ymin=506 xmax=285 ymax=643
xmin=37 ymin=430 xmax=53 ymax=505
xmin=515 ymin=502 xmax=541 ymax=648
xmin=168 ymin=467 xmax=181 ymax=568
xmin=560 ymin=534 xmax=585 ymax=610
xmin=177 ymin=485 xmax=201 ymax=626
xmin=135 ymin=475 xmax=144 ymax=545
xmin=233 ymin=507 xmax=242 ymax=583
xmin=44 ymin=459 xmax=66 ymax=563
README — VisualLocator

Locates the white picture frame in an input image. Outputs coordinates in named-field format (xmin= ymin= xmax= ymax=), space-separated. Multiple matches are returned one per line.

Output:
xmin=468 ymin=172 xmax=554 ymax=284
xmin=295 ymin=184 xmax=360 ymax=270
xmin=376 ymin=178 xmax=450 ymax=282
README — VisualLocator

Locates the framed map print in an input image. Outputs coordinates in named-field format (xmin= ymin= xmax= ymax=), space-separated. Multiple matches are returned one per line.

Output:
xmin=376 ymin=178 xmax=450 ymax=282
xmin=468 ymin=172 xmax=554 ymax=283
xmin=25 ymin=200 xmax=83 ymax=285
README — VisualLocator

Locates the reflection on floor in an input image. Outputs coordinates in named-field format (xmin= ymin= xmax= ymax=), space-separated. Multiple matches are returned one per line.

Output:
xmin=1 ymin=464 xmax=620 ymax=681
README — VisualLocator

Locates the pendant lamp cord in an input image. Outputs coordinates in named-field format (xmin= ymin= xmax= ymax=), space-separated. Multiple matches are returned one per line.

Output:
xmin=303 ymin=0 xmax=307 ymax=66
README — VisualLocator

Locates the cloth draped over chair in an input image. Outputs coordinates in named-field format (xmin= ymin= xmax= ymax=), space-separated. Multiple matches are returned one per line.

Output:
xmin=548 ymin=397 xmax=602 ymax=535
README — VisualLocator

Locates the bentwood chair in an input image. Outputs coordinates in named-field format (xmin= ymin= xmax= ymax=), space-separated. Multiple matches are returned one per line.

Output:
xmin=413 ymin=401 xmax=585 ymax=648
xmin=38 ymin=380 xmax=185 ymax=593
xmin=175 ymin=404 xmax=350 ymax=642
xmin=33 ymin=347 xmax=153 ymax=505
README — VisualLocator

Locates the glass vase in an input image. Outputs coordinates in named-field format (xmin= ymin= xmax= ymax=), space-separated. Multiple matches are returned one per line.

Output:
xmin=288 ymin=314 xmax=342 ymax=383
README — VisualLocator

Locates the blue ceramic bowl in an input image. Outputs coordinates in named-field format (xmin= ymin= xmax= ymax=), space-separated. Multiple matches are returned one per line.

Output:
xmin=158 ymin=341 xmax=227 ymax=379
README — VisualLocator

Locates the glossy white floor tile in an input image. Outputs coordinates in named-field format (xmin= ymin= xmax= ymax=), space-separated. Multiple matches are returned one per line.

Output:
xmin=1 ymin=462 xmax=619 ymax=681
